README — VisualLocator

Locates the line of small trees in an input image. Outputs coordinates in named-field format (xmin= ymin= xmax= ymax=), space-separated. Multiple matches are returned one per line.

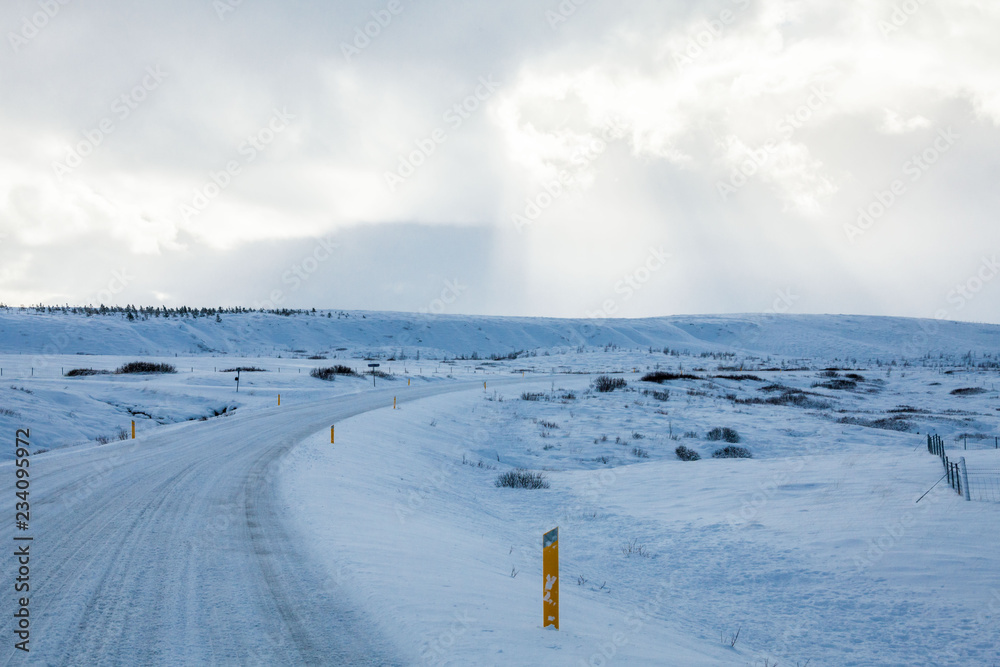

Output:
xmin=0 ymin=304 xmax=355 ymax=321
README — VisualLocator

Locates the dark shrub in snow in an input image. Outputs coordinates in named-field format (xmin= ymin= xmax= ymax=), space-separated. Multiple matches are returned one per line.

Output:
xmin=813 ymin=379 xmax=858 ymax=391
xmin=951 ymin=387 xmax=987 ymax=396
xmin=495 ymin=469 xmax=549 ymax=489
xmin=641 ymin=371 xmax=699 ymax=383
xmin=675 ymin=445 xmax=701 ymax=461
xmin=706 ymin=427 xmax=741 ymax=443
xmin=115 ymin=362 xmax=176 ymax=374
xmin=712 ymin=374 xmax=763 ymax=382
xmin=594 ymin=376 xmax=627 ymax=392
xmin=311 ymin=365 xmax=358 ymax=380
xmin=66 ymin=368 xmax=110 ymax=377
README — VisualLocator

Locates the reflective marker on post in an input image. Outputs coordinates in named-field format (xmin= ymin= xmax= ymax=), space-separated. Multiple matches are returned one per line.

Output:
xmin=543 ymin=527 xmax=559 ymax=629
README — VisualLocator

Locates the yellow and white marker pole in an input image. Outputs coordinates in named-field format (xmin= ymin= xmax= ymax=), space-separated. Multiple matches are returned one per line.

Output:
xmin=278 ymin=394 xmax=281 ymax=406
xmin=393 ymin=396 xmax=397 ymax=410
xmin=408 ymin=378 xmax=411 ymax=386
xmin=131 ymin=420 xmax=136 ymax=440
xmin=543 ymin=527 xmax=559 ymax=629
xmin=331 ymin=425 xmax=335 ymax=444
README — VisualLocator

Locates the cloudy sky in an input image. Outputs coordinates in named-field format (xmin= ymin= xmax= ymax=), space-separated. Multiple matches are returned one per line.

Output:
xmin=1 ymin=0 xmax=998 ymax=322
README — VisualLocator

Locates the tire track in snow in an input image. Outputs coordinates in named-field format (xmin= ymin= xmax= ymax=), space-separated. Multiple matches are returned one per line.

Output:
xmin=0 ymin=378 xmax=530 ymax=665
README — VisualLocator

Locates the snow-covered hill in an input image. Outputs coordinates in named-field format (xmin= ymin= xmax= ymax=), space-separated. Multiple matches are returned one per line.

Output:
xmin=2 ymin=308 xmax=998 ymax=362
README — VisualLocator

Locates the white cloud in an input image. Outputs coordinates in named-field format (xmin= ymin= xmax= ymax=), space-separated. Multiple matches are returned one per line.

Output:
xmin=1 ymin=0 xmax=999 ymax=320
xmin=880 ymin=109 xmax=932 ymax=134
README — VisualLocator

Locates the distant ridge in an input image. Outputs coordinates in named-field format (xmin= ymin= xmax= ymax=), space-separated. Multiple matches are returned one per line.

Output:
xmin=0 ymin=308 xmax=997 ymax=362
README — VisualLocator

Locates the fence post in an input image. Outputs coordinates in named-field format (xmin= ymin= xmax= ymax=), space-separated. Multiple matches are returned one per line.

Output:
xmin=958 ymin=458 xmax=971 ymax=501
xmin=946 ymin=457 xmax=952 ymax=486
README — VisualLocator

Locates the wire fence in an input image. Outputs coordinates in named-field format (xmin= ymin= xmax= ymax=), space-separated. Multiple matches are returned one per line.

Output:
xmin=965 ymin=470 xmax=1000 ymax=503
xmin=927 ymin=434 xmax=1000 ymax=503
xmin=952 ymin=434 xmax=1000 ymax=451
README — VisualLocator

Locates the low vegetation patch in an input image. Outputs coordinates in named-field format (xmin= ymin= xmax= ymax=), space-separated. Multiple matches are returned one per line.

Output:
xmin=115 ymin=361 xmax=176 ymax=374
xmin=620 ymin=538 xmax=650 ymax=558
xmin=641 ymin=389 xmax=670 ymax=401
xmin=95 ymin=426 xmax=131 ymax=444
xmin=220 ymin=366 xmax=267 ymax=372
xmin=495 ymin=469 xmax=549 ymax=489
xmin=631 ymin=446 xmax=649 ymax=458
xmin=838 ymin=415 xmax=913 ymax=432
xmin=887 ymin=405 xmax=930 ymax=414
xmin=737 ymin=389 xmax=832 ymax=410
xmin=521 ymin=392 xmax=546 ymax=401
xmin=712 ymin=374 xmax=764 ymax=382
xmin=675 ymin=445 xmax=700 ymax=461
xmin=951 ymin=387 xmax=987 ymax=396
xmin=813 ymin=379 xmax=858 ymax=391
xmin=66 ymin=368 xmax=111 ymax=377
xmin=712 ymin=445 xmax=752 ymax=459
xmin=594 ymin=375 xmax=627 ymax=392
xmin=462 ymin=455 xmax=497 ymax=470
xmin=641 ymin=371 xmax=699 ymax=383
xmin=706 ymin=427 xmax=741 ymax=443
xmin=956 ymin=432 xmax=992 ymax=442
xmin=0 ymin=407 xmax=21 ymax=418
xmin=310 ymin=365 xmax=359 ymax=381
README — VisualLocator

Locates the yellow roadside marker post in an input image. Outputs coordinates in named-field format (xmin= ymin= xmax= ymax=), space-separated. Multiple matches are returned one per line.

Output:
xmin=408 ymin=378 xmax=411 ymax=386
xmin=331 ymin=425 xmax=335 ymax=444
xmin=543 ymin=527 xmax=559 ymax=629
xmin=393 ymin=396 xmax=397 ymax=410
xmin=278 ymin=394 xmax=281 ymax=406
xmin=131 ymin=420 xmax=135 ymax=440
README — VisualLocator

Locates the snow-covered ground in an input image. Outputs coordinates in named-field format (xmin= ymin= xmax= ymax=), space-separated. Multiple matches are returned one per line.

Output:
xmin=280 ymin=370 xmax=1000 ymax=666
xmin=4 ymin=306 xmax=1000 ymax=360
xmin=1 ymin=310 xmax=997 ymax=665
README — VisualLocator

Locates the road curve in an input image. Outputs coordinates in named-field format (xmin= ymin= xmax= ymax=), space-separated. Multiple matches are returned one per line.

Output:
xmin=1 ymin=378 xmax=521 ymax=665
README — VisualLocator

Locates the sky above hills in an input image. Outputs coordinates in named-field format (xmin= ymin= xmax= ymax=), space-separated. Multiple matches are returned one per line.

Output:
xmin=1 ymin=0 xmax=998 ymax=322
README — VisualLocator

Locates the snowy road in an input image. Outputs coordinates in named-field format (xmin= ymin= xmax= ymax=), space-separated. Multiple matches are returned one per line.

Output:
xmin=1 ymin=379 xmax=517 ymax=665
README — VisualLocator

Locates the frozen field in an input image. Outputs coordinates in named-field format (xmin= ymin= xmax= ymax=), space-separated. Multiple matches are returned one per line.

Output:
xmin=0 ymin=309 xmax=998 ymax=665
